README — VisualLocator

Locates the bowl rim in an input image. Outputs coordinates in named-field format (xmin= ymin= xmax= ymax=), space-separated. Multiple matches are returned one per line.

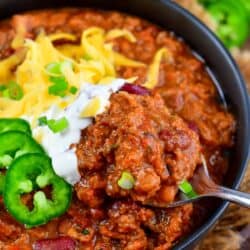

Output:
xmin=163 ymin=1 xmax=250 ymax=249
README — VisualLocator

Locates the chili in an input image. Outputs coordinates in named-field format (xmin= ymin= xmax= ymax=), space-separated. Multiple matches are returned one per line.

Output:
xmin=0 ymin=9 xmax=237 ymax=249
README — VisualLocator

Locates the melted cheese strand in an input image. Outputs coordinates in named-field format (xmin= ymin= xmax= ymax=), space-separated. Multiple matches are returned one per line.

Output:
xmin=49 ymin=33 xmax=77 ymax=42
xmin=144 ymin=48 xmax=171 ymax=89
xmin=105 ymin=29 xmax=137 ymax=43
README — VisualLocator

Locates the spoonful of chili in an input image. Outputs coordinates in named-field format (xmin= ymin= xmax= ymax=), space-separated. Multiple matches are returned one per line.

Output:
xmin=145 ymin=155 xmax=250 ymax=208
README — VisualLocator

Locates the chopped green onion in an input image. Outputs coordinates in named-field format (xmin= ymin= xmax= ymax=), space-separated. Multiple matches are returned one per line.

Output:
xmin=46 ymin=61 xmax=75 ymax=97
xmin=0 ymin=85 xmax=7 ymax=91
xmin=49 ymin=76 xmax=68 ymax=86
xmin=118 ymin=171 xmax=135 ymax=190
xmin=45 ymin=60 xmax=73 ymax=77
xmin=48 ymin=76 xmax=68 ymax=97
xmin=82 ymin=228 xmax=90 ymax=235
xmin=0 ymin=155 xmax=13 ymax=167
xmin=179 ymin=180 xmax=197 ymax=199
xmin=2 ymin=81 xmax=23 ymax=100
xmin=69 ymin=86 xmax=78 ymax=94
xmin=2 ymin=89 xmax=10 ymax=98
xmin=47 ymin=117 xmax=69 ymax=133
xmin=45 ymin=62 xmax=62 ymax=76
xmin=38 ymin=116 xmax=48 ymax=126
xmin=179 ymin=180 xmax=193 ymax=193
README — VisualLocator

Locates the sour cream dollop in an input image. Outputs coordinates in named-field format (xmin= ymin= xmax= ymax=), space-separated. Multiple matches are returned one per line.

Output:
xmin=31 ymin=79 xmax=125 ymax=185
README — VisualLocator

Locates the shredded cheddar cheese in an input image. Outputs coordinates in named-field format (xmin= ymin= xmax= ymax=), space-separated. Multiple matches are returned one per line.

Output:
xmin=105 ymin=29 xmax=137 ymax=43
xmin=48 ymin=33 xmax=77 ymax=42
xmin=80 ymin=96 xmax=102 ymax=118
xmin=0 ymin=49 xmax=27 ymax=82
xmin=144 ymin=48 xmax=171 ymax=89
xmin=0 ymin=26 xmax=168 ymax=119
xmin=0 ymin=28 xmax=144 ymax=118
xmin=11 ymin=22 xmax=26 ymax=49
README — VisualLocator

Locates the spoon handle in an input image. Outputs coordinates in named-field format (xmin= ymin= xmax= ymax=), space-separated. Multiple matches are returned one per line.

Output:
xmin=212 ymin=186 xmax=250 ymax=208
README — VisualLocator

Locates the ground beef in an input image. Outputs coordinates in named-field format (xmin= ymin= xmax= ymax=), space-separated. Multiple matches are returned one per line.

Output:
xmin=76 ymin=92 xmax=201 ymax=205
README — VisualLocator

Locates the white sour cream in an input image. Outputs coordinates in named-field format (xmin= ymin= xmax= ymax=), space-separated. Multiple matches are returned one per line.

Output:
xmin=31 ymin=79 xmax=125 ymax=185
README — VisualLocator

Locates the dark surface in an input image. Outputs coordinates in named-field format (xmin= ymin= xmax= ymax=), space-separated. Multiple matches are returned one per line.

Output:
xmin=0 ymin=0 xmax=249 ymax=249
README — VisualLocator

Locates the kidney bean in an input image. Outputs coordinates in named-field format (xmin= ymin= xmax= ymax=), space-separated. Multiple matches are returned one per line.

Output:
xmin=33 ymin=236 xmax=76 ymax=250
xmin=120 ymin=83 xmax=150 ymax=95
xmin=187 ymin=121 xmax=199 ymax=135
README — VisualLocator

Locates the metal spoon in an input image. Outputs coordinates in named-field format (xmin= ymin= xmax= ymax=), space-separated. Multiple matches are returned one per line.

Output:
xmin=145 ymin=156 xmax=250 ymax=208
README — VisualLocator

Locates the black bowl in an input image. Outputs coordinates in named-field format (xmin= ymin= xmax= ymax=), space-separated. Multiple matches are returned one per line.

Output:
xmin=1 ymin=0 xmax=250 ymax=249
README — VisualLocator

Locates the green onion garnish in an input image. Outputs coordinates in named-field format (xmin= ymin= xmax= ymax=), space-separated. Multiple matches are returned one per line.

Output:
xmin=48 ymin=76 xmax=68 ymax=97
xmin=49 ymin=76 xmax=68 ymax=86
xmin=0 ymin=85 xmax=7 ymax=91
xmin=47 ymin=117 xmax=69 ymax=133
xmin=0 ymin=155 xmax=13 ymax=167
xmin=179 ymin=180 xmax=197 ymax=199
xmin=38 ymin=116 xmax=48 ymax=126
xmin=46 ymin=61 xmax=76 ymax=97
xmin=69 ymin=86 xmax=78 ymax=94
xmin=45 ymin=62 xmax=62 ymax=76
xmin=2 ymin=81 xmax=23 ymax=100
xmin=45 ymin=60 xmax=73 ymax=77
xmin=2 ymin=89 xmax=10 ymax=98
xmin=118 ymin=171 xmax=135 ymax=190
xmin=82 ymin=228 xmax=90 ymax=235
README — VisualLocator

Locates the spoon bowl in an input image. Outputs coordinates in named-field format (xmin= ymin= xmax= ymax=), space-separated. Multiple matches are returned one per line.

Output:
xmin=145 ymin=156 xmax=250 ymax=209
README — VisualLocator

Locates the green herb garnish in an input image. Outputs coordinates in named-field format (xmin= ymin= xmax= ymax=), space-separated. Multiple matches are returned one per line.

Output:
xmin=69 ymin=86 xmax=78 ymax=94
xmin=48 ymin=76 xmax=68 ymax=97
xmin=179 ymin=180 xmax=197 ymax=199
xmin=45 ymin=61 xmax=76 ymax=97
xmin=118 ymin=171 xmax=135 ymax=190
xmin=45 ymin=60 xmax=73 ymax=77
xmin=45 ymin=62 xmax=62 ymax=76
xmin=47 ymin=117 xmax=69 ymax=133
xmin=0 ymin=85 xmax=7 ymax=91
xmin=2 ymin=81 xmax=23 ymax=100
xmin=38 ymin=116 xmax=48 ymax=126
